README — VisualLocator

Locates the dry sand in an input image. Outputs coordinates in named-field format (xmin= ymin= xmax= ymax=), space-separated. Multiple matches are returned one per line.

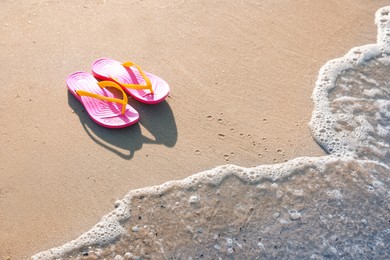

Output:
xmin=0 ymin=0 xmax=388 ymax=258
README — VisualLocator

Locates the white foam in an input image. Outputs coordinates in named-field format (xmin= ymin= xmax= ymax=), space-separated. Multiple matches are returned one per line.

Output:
xmin=309 ymin=6 xmax=390 ymax=162
xmin=32 ymin=156 xmax=337 ymax=259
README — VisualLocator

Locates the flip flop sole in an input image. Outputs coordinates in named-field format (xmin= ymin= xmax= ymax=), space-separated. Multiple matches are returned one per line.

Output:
xmin=92 ymin=58 xmax=170 ymax=104
xmin=67 ymin=72 xmax=139 ymax=128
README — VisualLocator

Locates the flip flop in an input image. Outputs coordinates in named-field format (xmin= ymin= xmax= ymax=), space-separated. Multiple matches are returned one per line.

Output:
xmin=91 ymin=58 xmax=170 ymax=104
xmin=67 ymin=72 xmax=139 ymax=128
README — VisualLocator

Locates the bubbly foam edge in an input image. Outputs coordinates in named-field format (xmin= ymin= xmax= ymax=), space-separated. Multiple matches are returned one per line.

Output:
xmin=31 ymin=155 xmax=389 ymax=259
xmin=309 ymin=6 xmax=390 ymax=157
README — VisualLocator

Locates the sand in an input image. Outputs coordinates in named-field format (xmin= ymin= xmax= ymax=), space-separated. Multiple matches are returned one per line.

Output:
xmin=0 ymin=0 xmax=388 ymax=258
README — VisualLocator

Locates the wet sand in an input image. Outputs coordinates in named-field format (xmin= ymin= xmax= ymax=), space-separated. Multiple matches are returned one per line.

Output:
xmin=0 ymin=0 xmax=388 ymax=258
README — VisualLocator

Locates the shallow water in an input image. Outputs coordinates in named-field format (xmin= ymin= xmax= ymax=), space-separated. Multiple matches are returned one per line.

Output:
xmin=32 ymin=6 xmax=390 ymax=260
xmin=44 ymin=159 xmax=390 ymax=259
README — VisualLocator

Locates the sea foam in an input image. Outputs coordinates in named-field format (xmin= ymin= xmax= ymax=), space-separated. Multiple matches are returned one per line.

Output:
xmin=32 ymin=6 xmax=390 ymax=259
xmin=309 ymin=7 xmax=390 ymax=162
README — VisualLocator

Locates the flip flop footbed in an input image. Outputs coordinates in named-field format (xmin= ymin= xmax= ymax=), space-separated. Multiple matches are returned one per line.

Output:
xmin=92 ymin=58 xmax=170 ymax=104
xmin=67 ymin=72 xmax=139 ymax=128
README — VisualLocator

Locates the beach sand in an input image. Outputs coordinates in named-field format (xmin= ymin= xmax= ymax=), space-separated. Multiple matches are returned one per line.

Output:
xmin=0 ymin=0 xmax=388 ymax=258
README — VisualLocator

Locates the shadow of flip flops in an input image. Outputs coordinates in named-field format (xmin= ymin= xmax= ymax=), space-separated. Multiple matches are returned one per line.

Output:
xmin=67 ymin=91 xmax=177 ymax=159
xmin=131 ymin=100 xmax=178 ymax=148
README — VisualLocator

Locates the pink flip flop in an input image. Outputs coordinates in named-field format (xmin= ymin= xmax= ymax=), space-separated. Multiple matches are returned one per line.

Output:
xmin=91 ymin=58 xmax=170 ymax=104
xmin=67 ymin=72 xmax=139 ymax=128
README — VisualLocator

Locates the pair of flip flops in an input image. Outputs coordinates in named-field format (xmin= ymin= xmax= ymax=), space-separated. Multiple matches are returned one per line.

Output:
xmin=67 ymin=58 xmax=170 ymax=128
